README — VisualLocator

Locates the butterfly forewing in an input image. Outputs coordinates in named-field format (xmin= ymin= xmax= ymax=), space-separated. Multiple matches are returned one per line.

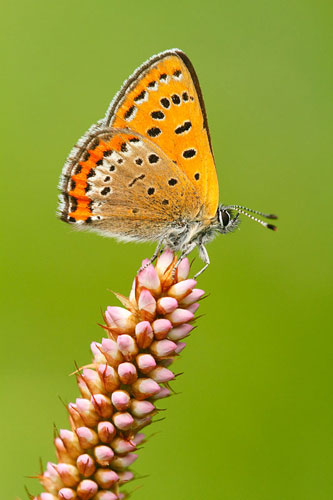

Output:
xmin=106 ymin=50 xmax=219 ymax=219
xmin=59 ymin=128 xmax=202 ymax=242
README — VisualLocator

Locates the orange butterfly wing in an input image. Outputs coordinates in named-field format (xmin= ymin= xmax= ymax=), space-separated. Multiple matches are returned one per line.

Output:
xmin=106 ymin=49 xmax=219 ymax=220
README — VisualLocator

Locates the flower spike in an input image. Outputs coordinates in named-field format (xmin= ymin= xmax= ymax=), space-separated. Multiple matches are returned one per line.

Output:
xmin=33 ymin=250 xmax=204 ymax=499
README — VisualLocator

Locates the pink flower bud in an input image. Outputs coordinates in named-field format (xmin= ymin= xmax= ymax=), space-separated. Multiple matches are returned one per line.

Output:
xmin=168 ymin=323 xmax=194 ymax=341
xmin=75 ymin=398 xmax=100 ymax=427
xmin=93 ymin=492 xmax=118 ymax=500
xmin=176 ymin=257 xmax=190 ymax=280
xmin=91 ymin=394 xmax=113 ymax=419
xmin=129 ymin=277 xmax=137 ymax=306
xmin=94 ymin=445 xmax=114 ymax=466
xmin=67 ymin=403 xmax=85 ymax=428
xmin=58 ymin=488 xmax=77 ymax=500
xmin=137 ymin=263 xmax=161 ymax=295
xmin=132 ymin=415 xmax=153 ymax=430
xmin=117 ymin=334 xmax=138 ymax=360
xmin=165 ymin=308 xmax=194 ymax=325
xmin=118 ymin=470 xmax=135 ymax=483
xmin=157 ymin=296 xmax=178 ymax=314
xmin=97 ymin=364 xmax=120 ymax=392
xmin=111 ymin=436 xmax=137 ymax=454
xmin=90 ymin=342 xmax=106 ymax=364
xmin=42 ymin=462 xmax=64 ymax=492
xmin=135 ymin=320 xmax=154 ymax=348
xmin=180 ymin=288 xmax=205 ymax=305
xmin=81 ymin=368 xmax=104 ymax=395
xmin=76 ymin=479 xmax=98 ymax=499
xmin=77 ymin=376 xmax=91 ymax=399
xmin=136 ymin=353 xmax=156 ymax=374
xmin=118 ymin=362 xmax=138 ymax=384
xmin=56 ymin=463 xmax=80 ymax=487
xmin=168 ymin=278 xmax=197 ymax=300
xmin=149 ymin=366 xmax=175 ymax=383
xmin=151 ymin=387 xmax=172 ymax=400
xmin=111 ymin=390 xmax=131 ymax=411
xmin=175 ymin=342 xmax=186 ymax=354
xmin=94 ymin=468 xmax=119 ymax=488
xmin=97 ymin=421 xmax=116 ymax=443
xmin=112 ymin=411 xmax=134 ymax=430
xmin=138 ymin=288 xmax=156 ymax=321
xmin=187 ymin=302 xmax=200 ymax=314
xmin=105 ymin=306 xmax=136 ymax=334
xmin=155 ymin=248 xmax=174 ymax=276
xmin=131 ymin=378 xmax=161 ymax=400
xmin=111 ymin=453 xmax=138 ymax=470
xmin=130 ymin=399 xmax=155 ymax=418
xmin=75 ymin=427 xmax=99 ymax=449
xmin=150 ymin=339 xmax=177 ymax=358
xmin=152 ymin=318 xmax=173 ymax=339
xmin=59 ymin=430 xmax=82 ymax=459
xmin=101 ymin=338 xmax=124 ymax=367
xmin=76 ymin=454 xmax=96 ymax=477
xmin=54 ymin=437 xmax=71 ymax=464
xmin=133 ymin=432 xmax=145 ymax=445
xmin=39 ymin=494 xmax=58 ymax=500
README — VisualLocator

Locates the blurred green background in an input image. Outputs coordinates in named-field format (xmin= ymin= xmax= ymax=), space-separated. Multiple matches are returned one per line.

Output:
xmin=2 ymin=1 xmax=332 ymax=499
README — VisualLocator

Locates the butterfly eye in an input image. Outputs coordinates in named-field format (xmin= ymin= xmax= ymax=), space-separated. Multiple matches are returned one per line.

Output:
xmin=221 ymin=210 xmax=230 ymax=227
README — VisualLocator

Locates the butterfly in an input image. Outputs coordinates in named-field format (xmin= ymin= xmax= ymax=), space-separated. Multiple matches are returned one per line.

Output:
xmin=58 ymin=49 xmax=277 ymax=276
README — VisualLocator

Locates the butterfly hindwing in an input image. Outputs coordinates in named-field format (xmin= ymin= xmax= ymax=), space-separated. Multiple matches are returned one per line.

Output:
xmin=106 ymin=49 xmax=219 ymax=219
xmin=59 ymin=127 xmax=202 ymax=242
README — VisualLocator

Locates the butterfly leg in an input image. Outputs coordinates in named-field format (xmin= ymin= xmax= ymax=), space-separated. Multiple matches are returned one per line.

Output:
xmin=194 ymin=244 xmax=210 ymax=278
xmin=149 ymin=239 xmax=164 ymax=264
xmin=172 ymin=242 xmax=197 ymax=277
xmin=138 ymin=239 xmax=164 ymax=273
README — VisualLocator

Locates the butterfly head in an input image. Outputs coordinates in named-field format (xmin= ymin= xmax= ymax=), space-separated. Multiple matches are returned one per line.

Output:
xmin=217 ymin=204 xmax=278 ymax=233
xmin=216 ymin=206 xmax=240 ymax=234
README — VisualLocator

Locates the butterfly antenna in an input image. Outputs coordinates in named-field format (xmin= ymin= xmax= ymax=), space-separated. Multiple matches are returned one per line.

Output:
xmin=228 ymin=205 xmax=278 ymax=220
xmin=230 ymin=207 xmax=277 ymax=231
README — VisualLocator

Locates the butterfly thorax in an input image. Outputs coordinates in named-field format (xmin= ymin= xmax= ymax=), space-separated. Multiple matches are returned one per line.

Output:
xmin=162 ymin=215 xmax=219 ymax=252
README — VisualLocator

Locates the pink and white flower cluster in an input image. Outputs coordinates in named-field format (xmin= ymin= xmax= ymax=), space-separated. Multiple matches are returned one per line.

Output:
xmin=34 ymin=250 xmax=204 ymax=500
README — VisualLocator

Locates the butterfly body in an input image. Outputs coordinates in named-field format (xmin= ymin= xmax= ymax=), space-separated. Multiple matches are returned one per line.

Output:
xmin=59 ymin=49 xmax=276 ymax=274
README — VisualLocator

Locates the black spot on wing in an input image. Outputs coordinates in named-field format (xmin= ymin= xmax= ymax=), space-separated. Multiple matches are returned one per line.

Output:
xmin=148 ymin=154 xmax=159 ymax=164
xmin=160 ymin=98 xmax=170 ymax=109
xmin=129 ymin=174 xmax=145 ymax=187
xmin=183 ymin=148 xmax=196 ymax=159
xmin=147 ymin=127 xmax=161 ymax=137
xmin=87 ymin=168 xmax=96 ymax=178
xmin=168 ymin=178 xmax=178 ymax=186
xmin=134 ymin=90 xmax=147 ymax=102
xmin=151 ymin=110 xmax=165 ymax=120
xmin=175 ymin=121 xmax=192 ymax=135
xmin=124 ymin=105 xmax=136 ymax=120
xmin=171 ymin=94 xmax=181 ymax=105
